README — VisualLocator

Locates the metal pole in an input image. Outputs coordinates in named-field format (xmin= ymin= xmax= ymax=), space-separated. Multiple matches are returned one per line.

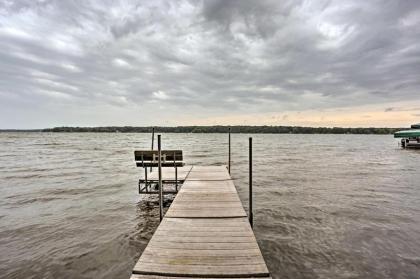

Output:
xmin=249 ymin=137 xmax=253 ymax=228
xmin=228 ymin=128 xmax=231 ymax=174
xmin=175 ymin=166 xmax=178 ymax=192
xmin=144 ymin=168 xmax=148 ymax=193
xmin=150 ymin=127 xmax=155 ymax=172
xmin=158 ymin=135 xmax=163 ymax=221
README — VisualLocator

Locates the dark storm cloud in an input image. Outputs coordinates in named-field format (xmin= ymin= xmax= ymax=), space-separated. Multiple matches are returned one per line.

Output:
xmin=0 ymin=0 xmax=420 ymax=127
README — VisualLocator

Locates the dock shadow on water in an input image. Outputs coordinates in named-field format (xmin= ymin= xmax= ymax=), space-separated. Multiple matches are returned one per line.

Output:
xmin=0 ymin=132 xmax=420 ymax=279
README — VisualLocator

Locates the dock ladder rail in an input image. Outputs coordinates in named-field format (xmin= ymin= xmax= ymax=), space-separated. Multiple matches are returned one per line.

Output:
xmin=134 ymin=150 xmax=188 ymax=194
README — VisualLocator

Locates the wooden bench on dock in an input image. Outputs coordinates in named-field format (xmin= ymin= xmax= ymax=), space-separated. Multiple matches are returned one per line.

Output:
xmin=134 ymin=150 xmax=190 ymax=194
xmin=130 ymin=166 xmax=271 ymax=279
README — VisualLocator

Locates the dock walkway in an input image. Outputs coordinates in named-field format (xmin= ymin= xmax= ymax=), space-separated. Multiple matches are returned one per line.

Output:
xmin=131 ymin=166 xmax=270 ymax=278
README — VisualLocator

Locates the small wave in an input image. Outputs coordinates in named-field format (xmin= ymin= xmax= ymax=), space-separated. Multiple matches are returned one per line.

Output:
xmin=32 ymin=143 xmax=62 ymax=146
xmin=398 ymin=254 xmax=420 ymax=266
xmin=13 ymin=196 xmax=63 ymax=205
xmin=42 ymin=188 xmax=94 ymax=196
xmin=189 ymin=154 xmax=209 ymax=158
xmin=3 ymin=173 xmax=44 ymax=179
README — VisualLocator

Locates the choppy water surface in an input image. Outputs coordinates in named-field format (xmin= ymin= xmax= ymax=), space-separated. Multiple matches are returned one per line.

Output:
xmin=0 ymin=133 xmax=419 ymax=279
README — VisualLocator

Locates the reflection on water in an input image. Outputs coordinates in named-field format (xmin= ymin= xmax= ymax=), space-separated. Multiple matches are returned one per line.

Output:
xmin=0 ymin=133 xmax=419 ymax=279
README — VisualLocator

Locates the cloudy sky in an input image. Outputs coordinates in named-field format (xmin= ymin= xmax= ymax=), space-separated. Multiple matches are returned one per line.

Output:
xmin=1 ymin=0 xmax=420 ymax=128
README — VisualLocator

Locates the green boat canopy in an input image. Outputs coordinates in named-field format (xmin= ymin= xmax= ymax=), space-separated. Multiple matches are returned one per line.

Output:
xmin=394 ymin=129 xmax=420 ymax=138
xmin=411 ymin=123 xmax=420 ymax=129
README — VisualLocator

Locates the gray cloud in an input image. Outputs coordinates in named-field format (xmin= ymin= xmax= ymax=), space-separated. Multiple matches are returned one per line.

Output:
xmin=385 ymin=107 xmax=420 ymax=112
xmin=1 ymin=0 xmax=420 ymax=128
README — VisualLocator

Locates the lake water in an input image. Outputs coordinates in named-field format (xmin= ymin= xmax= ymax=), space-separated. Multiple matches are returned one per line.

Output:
xmin=0 ymin=133 xmax=419 ymax=279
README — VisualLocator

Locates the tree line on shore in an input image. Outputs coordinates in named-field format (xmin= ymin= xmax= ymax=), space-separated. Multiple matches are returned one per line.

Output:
xmin=39 ymin=125 xmax=402 ymax=134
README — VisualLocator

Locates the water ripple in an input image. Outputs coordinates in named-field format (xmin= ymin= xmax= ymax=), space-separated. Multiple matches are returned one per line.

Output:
xmin=0 ymin=133 xmax=419 ymax=279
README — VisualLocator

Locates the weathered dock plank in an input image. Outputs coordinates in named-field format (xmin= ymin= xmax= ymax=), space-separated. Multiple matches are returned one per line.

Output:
xmin=131 ymin=276 xmax=272 ymax=279
xmin=132 ymin=166 xmax=270 ymax=278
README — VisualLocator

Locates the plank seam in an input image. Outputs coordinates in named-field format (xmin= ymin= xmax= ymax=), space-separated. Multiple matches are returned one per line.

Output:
xmin=165 ymin=216 xmax=247 ymax=219
xmin=132 ymin=271 xmax=270 ymax=278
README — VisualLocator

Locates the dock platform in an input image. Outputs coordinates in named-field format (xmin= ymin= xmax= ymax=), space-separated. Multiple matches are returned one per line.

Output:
xmin=131 ymin=165 xmax=270 ymax=278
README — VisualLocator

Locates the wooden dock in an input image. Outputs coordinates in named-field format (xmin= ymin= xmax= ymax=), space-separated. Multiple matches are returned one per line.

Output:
xmin=131 ymin=165 xmax=270 ymax=278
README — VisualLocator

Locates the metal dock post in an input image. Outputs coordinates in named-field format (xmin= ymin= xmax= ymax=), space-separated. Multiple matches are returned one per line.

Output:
xmin=150 ymin=127 xmax=155 ymax=172
xmin=249 ymin=137 xmax=253 ymax=228
xmin=228 ymin=127 xmax=231 ymax=173
xmin=158 ymin=135 xmax=163 ymax=221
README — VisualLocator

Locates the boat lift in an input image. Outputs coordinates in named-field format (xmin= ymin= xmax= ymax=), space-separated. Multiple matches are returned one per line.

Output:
xmin=394 ymin=123 xmax=420 ymax=149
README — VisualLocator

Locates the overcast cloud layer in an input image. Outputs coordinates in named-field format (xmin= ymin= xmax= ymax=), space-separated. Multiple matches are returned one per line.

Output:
xmin=1 ymin=0 xmax=420 ymax=128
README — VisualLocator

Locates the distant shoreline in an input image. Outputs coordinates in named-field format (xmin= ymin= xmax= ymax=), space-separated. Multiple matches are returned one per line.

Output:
xmin=0 ymin=126 xmax=403 ymax=134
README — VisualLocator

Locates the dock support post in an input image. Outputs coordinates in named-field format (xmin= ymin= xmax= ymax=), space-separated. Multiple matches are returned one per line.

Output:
xmin=249 ymin=137 xmax=253 ymax=228
xmin=175 ymin=166 xmax=178 ymax=192
xmin=228 ymin=127 xmax=231 ymax=174
xmin=158 ymin=135 xmax=163 ymax=222
xmin=144 ymin=169 xmax=148 ymax=193
xmin=150 ymin=127 xmax=155 ymax=172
